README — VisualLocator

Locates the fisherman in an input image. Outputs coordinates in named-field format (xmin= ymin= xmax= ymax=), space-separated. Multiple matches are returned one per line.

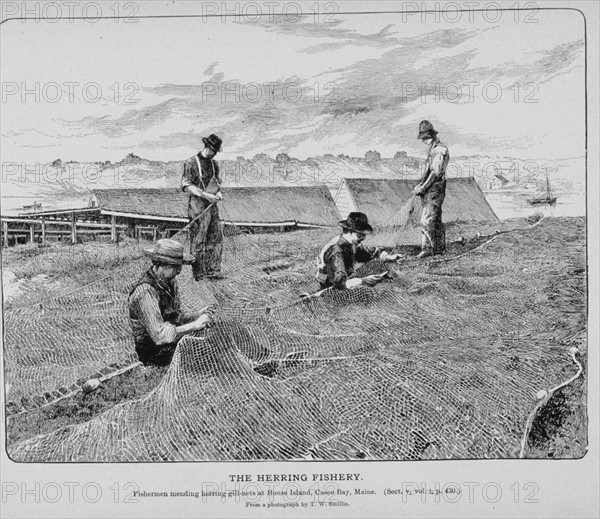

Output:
xmin=316 ymin=212 xmax=404 ymax=290
xmin=129 ymin=239 xmax=292 ymax=376
xmin=181 ymin=133 xmax=224 ymax=281
xmin=413 ymin=120 xmax=450 ymax=258
xmin=128 ymin=239 xmax=214 ymax=366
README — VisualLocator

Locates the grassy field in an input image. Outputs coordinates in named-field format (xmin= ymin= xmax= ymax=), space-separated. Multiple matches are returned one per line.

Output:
xmin=3 ymin=216 xmax=589 ymax=459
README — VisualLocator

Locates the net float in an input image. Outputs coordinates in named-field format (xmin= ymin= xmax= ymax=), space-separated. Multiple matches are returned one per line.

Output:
xmin=82 ymin=378 xmax=100 ymax=394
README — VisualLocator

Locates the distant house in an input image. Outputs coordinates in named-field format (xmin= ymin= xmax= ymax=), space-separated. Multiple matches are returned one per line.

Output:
xmin=21 ymin=202 xmax=43 ymax=212
xmin=365 ymin=150 xmax=381 ymax=162
xmin=123 ymin=153 xmax=142 ymax=164
xmin=487 ymin=174 xmax=511 ymax=190
xmin=334 ymin=177 xmax=499 ymax=228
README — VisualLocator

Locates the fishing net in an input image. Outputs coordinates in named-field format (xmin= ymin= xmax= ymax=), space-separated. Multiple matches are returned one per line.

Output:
xmin=3 ymin=207 xmax=587 ymax=461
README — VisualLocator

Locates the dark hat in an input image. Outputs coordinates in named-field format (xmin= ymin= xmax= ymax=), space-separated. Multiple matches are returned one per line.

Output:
xmin=202 ymin=134 xmax=223 ymax=153
xmin=338 ymin=212 xmax=373 ymax=234
xmin=417 ymin=120 xmax=438 ymax=140
xmin=143 ymin=239 xmax=194 ymax=265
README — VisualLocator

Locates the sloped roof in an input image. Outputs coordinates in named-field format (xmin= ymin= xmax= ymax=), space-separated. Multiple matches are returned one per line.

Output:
xmin=340 ymin=177 xmax=499 ymax=227
xmin=220 ymin=185 xmax=341 ymax=226
xmin=91 ymin=186 xmax=341 ymax=226
xmin=92 ymin=188 xmax=187 ymax=219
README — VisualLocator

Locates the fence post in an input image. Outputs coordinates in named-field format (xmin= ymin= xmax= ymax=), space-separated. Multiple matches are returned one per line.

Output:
xmin=71 ymin=212 xmax=77 ymax=244
xmin=2 ymin=221 xmax=8 ymax=247
xmin=111 ymin=215 xmax=117 ymax=242
xmin=29 ymin=223 xmax=35 ymax=244
xmin=41 ymin=218 xmax=46 ymax=245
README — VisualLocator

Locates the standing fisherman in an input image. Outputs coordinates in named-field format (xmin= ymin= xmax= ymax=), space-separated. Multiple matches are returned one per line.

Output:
xmin=181 ymin=134 xmax=225 ymax=280
xmin=413 ymin=121 xmax=450 ymax=258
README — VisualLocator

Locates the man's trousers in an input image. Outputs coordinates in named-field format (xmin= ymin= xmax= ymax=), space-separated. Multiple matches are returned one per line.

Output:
xmin=189 ymin=204 xmax=223 ymax=280
xmin=419 ymin=180 xmax=446 ymax=255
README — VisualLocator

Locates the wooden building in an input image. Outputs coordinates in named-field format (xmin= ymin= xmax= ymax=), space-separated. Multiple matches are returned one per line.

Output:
xmin=1 ymin=185 xmax=341 ymax=246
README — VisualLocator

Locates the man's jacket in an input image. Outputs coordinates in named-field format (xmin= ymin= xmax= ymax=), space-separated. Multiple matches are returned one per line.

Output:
xmin=316 ymin=235 xmax=378 ymax=289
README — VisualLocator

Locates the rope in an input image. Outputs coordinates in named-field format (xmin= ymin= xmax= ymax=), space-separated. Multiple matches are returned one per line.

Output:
xmin=518 ymin=347 xmax=584 ymax=458
xmin=178 ymin=202 xmax=216 ymax=234
xmin=406 ymin=213 xmax=547 ymax=267
xmin=7 ymin=361 xmax=142 ymax=419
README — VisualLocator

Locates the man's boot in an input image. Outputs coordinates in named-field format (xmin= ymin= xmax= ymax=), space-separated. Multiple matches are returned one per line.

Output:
xmin=205 ymin=244 xmax=225 ymax=280
xmin=418 ymin=230 xmax=433 ymax=258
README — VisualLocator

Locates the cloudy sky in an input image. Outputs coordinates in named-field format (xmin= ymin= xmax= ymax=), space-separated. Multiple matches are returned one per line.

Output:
xmin=0 ymin=2 xmax=586 ymax=164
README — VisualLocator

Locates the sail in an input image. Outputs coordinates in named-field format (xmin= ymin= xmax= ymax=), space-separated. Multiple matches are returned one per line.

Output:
xmin=527 ymin=170 xmax=556 ymax=205
xmin=546 ymin=174 xmax=552 ymax=198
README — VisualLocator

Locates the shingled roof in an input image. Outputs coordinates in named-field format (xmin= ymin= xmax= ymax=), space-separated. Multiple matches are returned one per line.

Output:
xmin=335 ymin=177 xmax=499 ymax=227
xmin=92 ymin=188 xmax=187 ymax=219
xmin=90 ymin=186 xmax=341 ymax=227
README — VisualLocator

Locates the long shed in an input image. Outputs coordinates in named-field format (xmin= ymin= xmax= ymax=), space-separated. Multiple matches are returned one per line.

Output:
xmin=90 ymin=185 xmax=341 ymax=228
xmin=2 ymin=185 xmax=342 ymax=245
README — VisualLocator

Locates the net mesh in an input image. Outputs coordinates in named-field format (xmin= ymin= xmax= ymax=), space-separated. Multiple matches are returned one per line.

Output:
xmin=3 ymin=208 xmax=587 ymax=461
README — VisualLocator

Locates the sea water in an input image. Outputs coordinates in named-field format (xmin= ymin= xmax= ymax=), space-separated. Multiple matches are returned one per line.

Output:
xmin=483 ymin=190 xmax=586 ymax=220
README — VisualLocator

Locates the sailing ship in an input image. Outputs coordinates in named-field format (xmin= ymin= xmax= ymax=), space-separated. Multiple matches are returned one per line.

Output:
xmin=527 ymin=170 xmax=557 ymax=205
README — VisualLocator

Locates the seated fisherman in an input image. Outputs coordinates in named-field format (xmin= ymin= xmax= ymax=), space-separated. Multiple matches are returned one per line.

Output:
xmin=128 ymin=239 xmax=214 ymax=366
xmin=128 ymin=238 xmax=296 ymax=376
xmin=316 ymin=212 xmax=404 ymax=290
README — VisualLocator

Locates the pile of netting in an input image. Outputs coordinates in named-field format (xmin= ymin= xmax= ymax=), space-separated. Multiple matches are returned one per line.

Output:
xmin=4 ymin=212 xmax=587 ymax=461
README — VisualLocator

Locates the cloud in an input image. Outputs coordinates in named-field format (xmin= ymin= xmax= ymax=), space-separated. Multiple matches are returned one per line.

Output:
xmin=300 ymin=23 xmax=401 ymax=53
xmin=113 ymin=132 xmax=201 ymax=151
xmin=65 ymin=99 xmax=186 ymax=138
xmin=204 ymin=62 xmax=220 ymax=75
xmin=7 ymin=23 xmax=584 ymax=162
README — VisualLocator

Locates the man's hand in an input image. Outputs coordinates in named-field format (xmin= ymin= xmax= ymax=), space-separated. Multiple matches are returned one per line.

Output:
xmin=202 ymin=192 xmax=221 ymax=203
xmin=361 ymin=274 xmax=383 ymax=288
xmin=388 ymin=253 xmax=405 ymax=262
xmin=192 ymin=313 xmax=213 ymax=331
xmin=413 ymin=184 xmax=424 ymax=196
xmin=380 ymin=252 xmax=406 ymax=263
xmin=175 ymin=306 xmax=215 ymax=336
xmin=345 ymin=278 xmax=363 ymax=289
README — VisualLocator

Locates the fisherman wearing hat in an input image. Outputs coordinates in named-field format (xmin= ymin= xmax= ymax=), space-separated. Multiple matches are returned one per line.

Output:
xmin=316 ymin=212 xmax=404 ymax=290
xmin=181 ymin=134 xmax=225 ymax=281
xmin=128 ymin=239 xmax=214 ymax=366
xmin=413 ymin=120 xmax=450 ymax=258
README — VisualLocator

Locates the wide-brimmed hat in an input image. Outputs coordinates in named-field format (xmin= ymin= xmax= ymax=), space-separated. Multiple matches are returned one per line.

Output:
xmin=143 ymin=239 xmax=194 ymax=265
xmin=338 ymin=212 xmax=373 ymax=234
xmin=202 ymin=134 xmax=223 ymax=153
xmin=417 ymin=120 xmax=438 ymax=140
